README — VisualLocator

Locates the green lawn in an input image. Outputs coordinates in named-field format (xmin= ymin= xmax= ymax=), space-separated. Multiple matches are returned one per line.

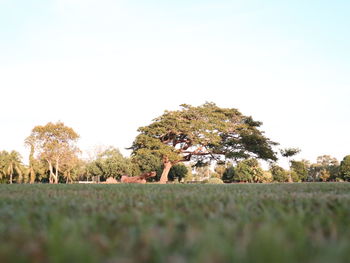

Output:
xmin=0 ymin=183 xmax=349 ymax=263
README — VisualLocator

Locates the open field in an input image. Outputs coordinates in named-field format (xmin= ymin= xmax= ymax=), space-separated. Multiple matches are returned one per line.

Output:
xmin=0 ymin=183 xmax=350 ymax=263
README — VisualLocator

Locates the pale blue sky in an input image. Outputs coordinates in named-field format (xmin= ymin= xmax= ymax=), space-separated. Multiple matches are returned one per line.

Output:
xmin=1 ymin=0 xmax=349 ymax=165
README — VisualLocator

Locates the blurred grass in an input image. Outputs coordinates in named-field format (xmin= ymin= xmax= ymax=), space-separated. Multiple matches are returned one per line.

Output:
xmin=0 ymin=183 xmax=349 ymax=263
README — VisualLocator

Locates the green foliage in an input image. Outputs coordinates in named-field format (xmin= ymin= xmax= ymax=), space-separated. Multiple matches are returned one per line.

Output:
xmin=214 ymin=164 xmax=226 ymax=178
xmin=1 ymin=184 xmax=350 ymax=262
xmin=308 ymin=155 xmax=340 ymax=182
xmin=291 ymin=160 xmax=309 ymax=182
xmin=193 ymin=165 xmax=211 ymax=181
xmin=234 ymin=158 xmax=265 ymax=183
xmin=319 ymin=169 xmax=331 ymax=182
xmin=60 ymin=152 xmax=84 ymax=183
xmin=168 ymin=164 xmax=188 ymax=182
xmin=280 ymin=148 xmax=301 ymax=158
xmin=0 ymin=150 xmax=24 ymax=184
xmin=131 ymin=150 xmax=162 ymax=173
xmin=131 ymin=103 xmax=278 ymax=178
xmin=183 ymin=165 xmax=193 ymax=182
xmin=27 ymin=122 xmax=80 ymax=183
xmin=234 ymin=161 xmax=253 ymax=182
xmin=317 ymin=155 xmax=340 ymax=181
xmin=270 ymin=164 xmax=289 ymax=182
xmin=86 ymin=147 xmax=136 ymax=181
xmin=201 ymin=178 xmax=224 ymax=184
xmin=339 ymin=155 xmax=350 ymax=181
xmin=317 ymin=155 xmax=339 ymax=167
xmin=261 ymin=170 xmax=273 ymax=183
xmin=222 ymin=165 xmax=235 ymax=182
xmin=290 ymin=171 xmax=300 ymax=182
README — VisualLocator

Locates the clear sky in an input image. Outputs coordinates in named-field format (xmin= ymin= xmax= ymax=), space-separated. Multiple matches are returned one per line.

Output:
xmin=1 ymin=0 xmax=349 ymax=166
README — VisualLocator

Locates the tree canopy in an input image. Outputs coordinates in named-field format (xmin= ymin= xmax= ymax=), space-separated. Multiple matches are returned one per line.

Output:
xmin=130 ymin=102 xmax=278 ymax=183
xmin=339 ymin=155 xmax=350 ymax=181
xmin=26 ymin=122 xmax=80 ymax=184
xmin=86 ymin=147 xmax=137 ymax=181
xmin=0 ymin=151 xmax=24 ymax=184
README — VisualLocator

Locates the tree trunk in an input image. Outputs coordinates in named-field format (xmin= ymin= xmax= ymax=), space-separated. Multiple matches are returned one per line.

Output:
xmin=29 ymin=145 xmax=36 ymax=184
xmin=287 ymin=158 xmax=293 ymax=183
xmin=48 ymin=160 xmax=54 ymax=184
xmin=65 ymin=171 xmax=70 ymax=184
xmin=30 ymin=167 xmax=35 ymax=184
xmin=159 ymin=161 xmax=172 ymax=184
xmin=54 ymin=160 xmax=59 ymax=184
xmin=9 ymin=163 xmax=13 ymax=184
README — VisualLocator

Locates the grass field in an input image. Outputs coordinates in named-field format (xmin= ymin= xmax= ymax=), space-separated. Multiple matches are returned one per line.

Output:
xmin=0 ymin=183 xmax=349 ymax=263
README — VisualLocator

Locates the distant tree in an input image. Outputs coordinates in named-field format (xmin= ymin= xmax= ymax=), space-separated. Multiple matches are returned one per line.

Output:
xmin=60 ymin=149 xmax=82 ymax=183
xmin=291 ymin=160 xmax=309 ymax=182
xmin=290 ymin=171 xmax=300 ymax=182
xmin=309 ymin=155 xmax=339 ymax=182
xmin=317 ymin=155 xmax=339 ymax=181
xmin=234 ymin=161 xmax=253 ymax=183
xmin=130 ymin=103 xmax=278 ymax=183
xmin=280 ymin=147 xmax=301 ymax=182
xmin=87 ymin=147 xmax=136 ymax=181
xmin=26 ymin=122 xmax=79 ymax=184
xmin=280 ymin=148 xmax=301 ymax=158
xmin=308 ymin=164 xmax=319 ymax=182
xmin=0 ymin=151 xmax=24 ymax=184
xmin=262 ymin=170 xmax=273 ymax=183
xmin=131 ymin=150 xmax=160 ymax=175
xmin=0 ymin=151 xmax=9 ymax=183
xmin=26 ymin=137 xmax=36 ymax=183
xmin=316 ymin=155 xmax=339 ymax=167
xmin=339 ymin=155 xmax=350 ymax=181
xmin=319 ymin=169 xmax=331 ymax=182
xmin=168 ymin=164 xmax=188 ymax=182
xmin=234 ymin=158 xmax=264 ymax=183
xmin=270 ymin=164 xmax=289 ymax=182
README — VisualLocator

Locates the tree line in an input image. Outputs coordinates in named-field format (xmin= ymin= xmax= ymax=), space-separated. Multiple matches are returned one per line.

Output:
xmin=1 ymin=102 xmax=349 ymax=184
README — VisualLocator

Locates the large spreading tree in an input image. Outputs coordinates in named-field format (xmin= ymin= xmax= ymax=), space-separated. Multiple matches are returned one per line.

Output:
xmin=26 ymin=122 xmax=80 ymax=184
xmin=130 ymin=102 xmax=278 ymax=183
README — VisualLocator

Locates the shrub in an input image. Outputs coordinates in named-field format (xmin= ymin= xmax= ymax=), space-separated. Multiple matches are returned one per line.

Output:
xmin=291 ymin=171 xmax=300 ymax=182
xmin=202 ymin=178 xmax=224 ymax=184
xmin=270 ymin=165 xmax=289 ymax=182
xmin=261 ymin=171 xmax=273 ymax=183
xmin=222 ymin=166 xmax=235 ymax=183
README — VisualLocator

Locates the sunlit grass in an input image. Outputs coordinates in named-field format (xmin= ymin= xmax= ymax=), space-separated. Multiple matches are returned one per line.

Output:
xmin=0 ymin=183 xmax=349 ymax=263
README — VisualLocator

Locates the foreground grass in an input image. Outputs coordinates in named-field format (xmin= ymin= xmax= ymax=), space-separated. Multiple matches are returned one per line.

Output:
xmin=0 ymin=183 xmax=349 ymax=263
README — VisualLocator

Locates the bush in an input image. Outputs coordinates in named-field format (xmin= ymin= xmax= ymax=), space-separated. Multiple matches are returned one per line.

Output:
xmin=222 ymin=166 xmax=235 ymax=183
xmin=291 ymin=171 xmax=300 ymax=182
xmin=270 ymin=165 xmax=289 ymax=182
xmin=261 ymin=171 xmax=273 ymax=183
xmin=202 ymin=178 xmax=224 ymax=184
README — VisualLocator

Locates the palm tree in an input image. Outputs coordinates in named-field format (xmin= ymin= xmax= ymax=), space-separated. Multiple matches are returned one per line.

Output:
xmin=4 ymin=151 xmax=23 ymax=184
xmin=25 ymin=137 xmax=37 ymax=184
xmin=0 ymin=151 xmax=9 ymax=182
